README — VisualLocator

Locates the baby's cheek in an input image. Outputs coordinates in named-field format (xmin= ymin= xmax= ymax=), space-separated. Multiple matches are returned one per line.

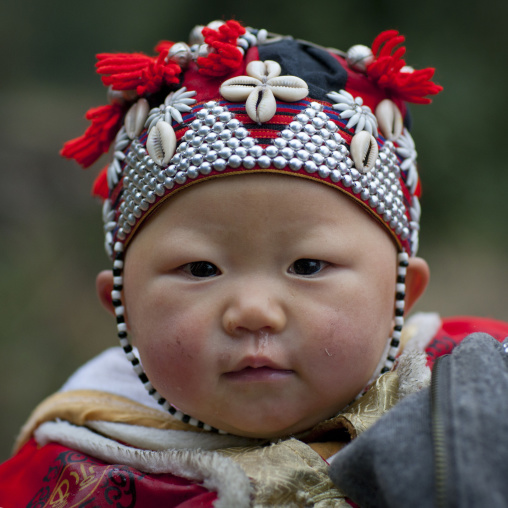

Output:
xmin=136 ymin=314 xmax=211 ymax=395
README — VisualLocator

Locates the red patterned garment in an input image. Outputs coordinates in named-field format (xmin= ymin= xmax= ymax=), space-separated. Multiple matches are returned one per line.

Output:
xmin=425 ymin=316 xmax=508 ymax=368
xmin=0 ymin=439 xmax=216 ymax=508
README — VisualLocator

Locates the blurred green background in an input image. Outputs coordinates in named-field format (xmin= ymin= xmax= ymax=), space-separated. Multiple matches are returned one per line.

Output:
xmin=1 ymin=0 xmax=507 ymax=460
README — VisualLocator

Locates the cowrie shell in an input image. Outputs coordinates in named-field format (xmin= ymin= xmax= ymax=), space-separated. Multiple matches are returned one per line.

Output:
xmin=125 ymin=98 xmax=149 ymax=140
xmin=246 ymin=60 xmax=281 ymax=81
xmin=375 ymin=99 xmax=403 ymax=141
xmin=146 ymin=120 xmax=176 ymax=166
xmin=268 ymin=76 xmax=309 ymax=102
xmin=351 ymin=131 xmax=378 ymax=173
xmin=220 ymin=76 xmax=260 ymax=101
xmin=245 ymin=86 xmax=276 ymax=124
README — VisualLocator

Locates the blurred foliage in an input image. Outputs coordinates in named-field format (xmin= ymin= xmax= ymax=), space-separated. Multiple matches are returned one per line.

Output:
xmin=1 ymin=0 xmax=507 ymax=460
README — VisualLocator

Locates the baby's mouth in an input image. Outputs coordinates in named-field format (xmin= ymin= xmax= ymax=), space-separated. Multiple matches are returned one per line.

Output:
xmin=223 ymin=357 xmax=293 ymax=382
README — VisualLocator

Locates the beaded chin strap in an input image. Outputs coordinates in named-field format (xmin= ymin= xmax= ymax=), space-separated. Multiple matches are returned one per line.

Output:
xmin=62 ymin=21 xmax=441 ymax=432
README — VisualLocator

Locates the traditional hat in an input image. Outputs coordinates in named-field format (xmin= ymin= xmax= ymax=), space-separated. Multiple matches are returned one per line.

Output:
xmin=62 ymin=20 xmax=442 ymax=432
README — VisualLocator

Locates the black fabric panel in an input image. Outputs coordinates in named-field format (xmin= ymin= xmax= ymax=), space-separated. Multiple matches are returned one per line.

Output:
xmin=258 ymin=39 xmax=348 ymax=102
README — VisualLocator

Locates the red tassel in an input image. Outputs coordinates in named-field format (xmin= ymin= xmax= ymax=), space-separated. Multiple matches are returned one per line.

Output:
xmin=96 ymin=48 xmax=181 ymax=95
xmin=367 ymin=31 xmax=443 ymax=104
xmin=198 ymin=20 xmax=246 ymax=77
xmin=92 ymin=165 xmax=109 ymax=199
xmin=61 ymin=103 xmax=125 ymax=168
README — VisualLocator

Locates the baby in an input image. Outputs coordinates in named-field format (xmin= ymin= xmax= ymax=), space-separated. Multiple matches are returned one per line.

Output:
xmin=2 ymin=20 xmax=508 ymax=507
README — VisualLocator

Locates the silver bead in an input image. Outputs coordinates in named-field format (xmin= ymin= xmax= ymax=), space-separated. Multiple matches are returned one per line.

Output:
xmin=281 ymin=129 xmax=295 ymax=140
xmin=296 ymin=132 xmax=310 ymax=143
xmin=361 ymin=188 xmax=370 ymax=201
xmin=319 ymin=146 xmax=331 ymax=157
xmin=190 ymin=136 xmax=203 ymax=147
xmin=190 ymin=119 xmax=202 ymax=131
xmin=318 ymin=166 xmax=331 ymax=178
xmin=191 ymin=154 xmax=204 ymax=166
xmin=212 ymin=122 xmax=225 ymax=133
xmin=257 ymin=155 xmax=271 ymax=168
xmin=343 ymin=175 xmax=353 ymax=187
xmin=296 ymin=113 xmax=310 ymax=123
xmin=352 ymin=181 xmax=362 ymax=194
xmin=304 ymin=142 xmax=317 ymax=154
xmin=187 ymin=167 xmax=199 ymax=179
xmin=311 ymin=135 xmax=324 ymax=146
xmin=196 ymin=109 xmax=207 ymax=119
xmin=288 ymin=139 xmax=303 ymax=150
xmin=213 ymin=158 xmax=227 ymax=171
xmin=228 ymin=155 xmax=242 ymax=168
xmin=325 ymin=157 xmax=338 ymax=169
xmin=249 ymin=145 xmax=263 ymax=158
xmin=273 ymin=156 xmax=287 ymax=169
xmin=304 ymin=161 xmax=317 ymax=173
xmin=273 ymin=138 xmax=287 ymax=149
xmin=227 ymin=138 xmax=240 ymax=149
xmin=304 ymin=124 xmax=316 ymax=135
xmin=219 ymin=130 xmax=232 ymax=141
xmin=200 ymin=162 xmax=212 ymax=175
xmin=296 ymin=150 xmax=310 ymax=161
xmin=235 ymin=147 xmax=248 ymax=158
xmin=227 ymin=119 xmax=240 ymax=130
xmin=205 ymin=151 xmax=218 ymax=163
xmin=304 ymin=107 xmax=316 ymax=118
xmin=288 ymin=158 xmax=303 ymax=171
xmin=265 ymin=145 xmax=279 ymax=157
xmin=211 ymin=140 xmax=224 ymax=151
xmin=235 ymin=128 xmax=248 ymax=139
xmin=289 ymin=122 xmax=303 ymax=133
xmin=350 ymin=168 xmax=360 ymax=180
xmin=218 ymin=111 xmax=232 ymax=122
xmin=175 ymin=172 xmax=187 ymax=185
xmin=204 ymin=115 xmax=216 ymax=126
xmin=218 ymin=147 xmax=232 ymax=159
xmin=205 ymin=132 xmax=218 ymax=143
xmin=312 ymin=117 xmax=325 ymax=129
xmin=184 ymin=130 xmax=194 ymax=141
xmin=243 ymin=156 xmax=255 ymax=169
xmin=311 ymin=102 xmax=323 ymax=111
xmin=281 ymin=147 xmax=294 ymax=160
xmin=312 ymin=153 xmax=324 ymax=165
xmin=346 ymin=44 xmax=374 ymax=72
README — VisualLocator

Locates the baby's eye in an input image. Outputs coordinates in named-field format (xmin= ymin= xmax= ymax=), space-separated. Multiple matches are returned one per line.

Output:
xmin=288 ymin=259 xmax=326 ymax=276
xmin=181 ymin=261 xmax=221 ymax=278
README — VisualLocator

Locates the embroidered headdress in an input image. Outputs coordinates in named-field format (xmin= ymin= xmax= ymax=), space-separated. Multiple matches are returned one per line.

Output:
xmin=62 ymin=21 xmax=442 ymax=432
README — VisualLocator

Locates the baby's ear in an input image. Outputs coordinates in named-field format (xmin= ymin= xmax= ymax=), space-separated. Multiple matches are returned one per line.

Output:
xmin=96 ymin=270 xmax=115 ymax=316
xmin=404 ymin=257 xmax=430 ymax=314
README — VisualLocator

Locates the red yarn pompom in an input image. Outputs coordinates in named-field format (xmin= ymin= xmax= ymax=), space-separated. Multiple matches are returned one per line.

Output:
xmin=197 ymin=20 xmax=246 ymax=77
xmin=60 ymin=103 xmax=124 ymax=168
xmin=367 ymin=30 xmax=443 ymax=104
xmin=92 ymin=165 xmax=109 ymax=199
xmin=96 ymin=48 xmax=181 ymax=95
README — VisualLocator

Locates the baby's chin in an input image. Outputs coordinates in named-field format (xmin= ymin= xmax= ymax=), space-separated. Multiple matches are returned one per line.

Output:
xmin=195 ymin=407 xmax=343 ymax=440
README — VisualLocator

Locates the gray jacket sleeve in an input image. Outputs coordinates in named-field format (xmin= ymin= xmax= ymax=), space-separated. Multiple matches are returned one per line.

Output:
xmin=329 ymin=333 xmax=508 ymax=508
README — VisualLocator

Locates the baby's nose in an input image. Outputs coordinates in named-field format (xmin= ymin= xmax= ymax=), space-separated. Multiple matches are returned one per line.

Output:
xmin=222 ymin=288 xmax=287 ymax=336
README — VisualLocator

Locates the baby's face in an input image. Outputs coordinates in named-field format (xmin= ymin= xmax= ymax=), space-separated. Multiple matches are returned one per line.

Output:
xmin=123 ymin=174 xmax=397 ymax=438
